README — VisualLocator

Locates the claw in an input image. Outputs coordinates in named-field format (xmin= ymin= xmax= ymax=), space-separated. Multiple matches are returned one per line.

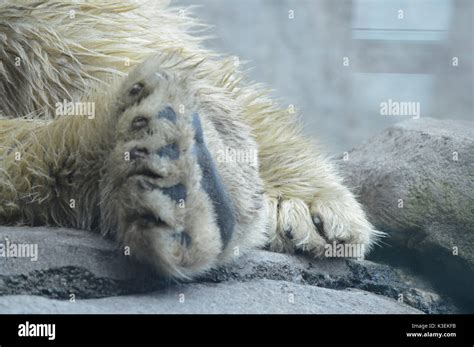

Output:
xmin=312 ymin=215 xmax=324 ymax=235
xmin=284 ymin=227 xmax=293 ymax=239
xmin=131 ymin=116 xmax=149 ymax=130
xmin=129 ymin=82 xmax=144 ymax=96
xmin=173 ymin=231 xmax=192 ymax=248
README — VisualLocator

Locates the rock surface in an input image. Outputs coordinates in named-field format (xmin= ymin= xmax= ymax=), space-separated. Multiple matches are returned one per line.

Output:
xmin=0 ymin=226 xmax=457 ymax=314
xmin=0 ymin=280 xmax=420 ymax=314
xmin=339 ymin=117 xmax=474 ymax=311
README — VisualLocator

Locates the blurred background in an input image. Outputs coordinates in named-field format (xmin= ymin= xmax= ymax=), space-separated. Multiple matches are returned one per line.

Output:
xmin=175 ymin=0 xmax=473 ymax=155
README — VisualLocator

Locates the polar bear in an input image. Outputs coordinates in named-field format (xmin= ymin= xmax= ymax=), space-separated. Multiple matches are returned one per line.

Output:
xmin=0 ymin=0 xmax=380 ymax=278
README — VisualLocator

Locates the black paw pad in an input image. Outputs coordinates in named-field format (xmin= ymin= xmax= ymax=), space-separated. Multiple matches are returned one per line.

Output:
xmin=157 ymin=106 xmax=177 ymax=123
xmin=156 ymin=143 xmax=180 ymax=160
xmin=192 ymin=113 xmax=235 ymax=248
xmin=191 ymin=113 xmax=204 ymax=144
xmin=162 ymin=183 xmax=187 ymax=203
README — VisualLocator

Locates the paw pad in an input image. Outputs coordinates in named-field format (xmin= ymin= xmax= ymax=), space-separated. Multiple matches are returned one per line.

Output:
xmin=157 ymin=106 xmax=177 ymax=123
xmin=192 ymin=113 xmax=235 ymax=247
xmin=156 ymin=143 xmax=180 ymax=160
xmin=161 ymin=183 xmax=187 ymax=203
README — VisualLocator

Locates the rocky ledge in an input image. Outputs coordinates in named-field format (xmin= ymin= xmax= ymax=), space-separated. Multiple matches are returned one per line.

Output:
xmin=0 ymin=226 xmax=456 ymax=314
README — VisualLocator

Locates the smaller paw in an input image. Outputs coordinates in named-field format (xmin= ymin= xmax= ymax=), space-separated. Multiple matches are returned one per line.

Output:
xmin=268 ymin=193 xmax=381 ymax=258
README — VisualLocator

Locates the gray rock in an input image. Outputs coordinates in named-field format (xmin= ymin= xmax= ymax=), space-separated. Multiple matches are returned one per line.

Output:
xmin=0 ymin=226 xmax=137 ymax=279
xmin=0 ymin=279 xmax=421 ymax=314
xmin=0 ymin=226 xmax=164 ymax=299
xmin=339 ymin=117 xmax=474 ymax=310
xmin=0 ymin=226 xmax=457 ymax=313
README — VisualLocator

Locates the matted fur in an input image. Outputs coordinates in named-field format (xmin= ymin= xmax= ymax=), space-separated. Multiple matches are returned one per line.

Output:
xmin=0 ymin=0 xmax=381 ymax=278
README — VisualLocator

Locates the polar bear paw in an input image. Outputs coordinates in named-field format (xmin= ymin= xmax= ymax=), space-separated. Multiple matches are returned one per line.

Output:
xmin=99 ymin=58 xmax=235 ymax=278
xmin=267 ymin=193 xmax=382 ymax=259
